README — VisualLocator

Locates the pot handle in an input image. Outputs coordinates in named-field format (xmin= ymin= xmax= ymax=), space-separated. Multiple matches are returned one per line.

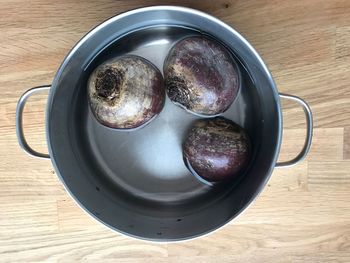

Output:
xmin=16 ymin=85 xmax=51 ymax=159
xmin=276 ymin=93 xmax=313 ymax=168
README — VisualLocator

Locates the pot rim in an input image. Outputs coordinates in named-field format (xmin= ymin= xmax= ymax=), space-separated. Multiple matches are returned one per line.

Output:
xmin=45 ymin=6 xmax=282 ymax=242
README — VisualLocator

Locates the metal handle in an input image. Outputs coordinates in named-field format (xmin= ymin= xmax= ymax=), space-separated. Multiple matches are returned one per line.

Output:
xmin=276 ymin=93 xmax=313 ymax=168
xmin=16 ymin=85 xmax=51 ymax=159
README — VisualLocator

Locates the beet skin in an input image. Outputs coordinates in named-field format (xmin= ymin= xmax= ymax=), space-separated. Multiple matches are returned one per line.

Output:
xmin=164 ymin=36 xmax=240 ymax=116
xmin=88 ymin=55 xmax=165 ymax=129
xmin=183 ymin=117 xmax=251 ymax=184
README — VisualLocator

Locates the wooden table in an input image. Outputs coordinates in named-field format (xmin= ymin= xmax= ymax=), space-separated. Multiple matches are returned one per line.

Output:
xmin=1 ymin=0 xmax=349 ymax=262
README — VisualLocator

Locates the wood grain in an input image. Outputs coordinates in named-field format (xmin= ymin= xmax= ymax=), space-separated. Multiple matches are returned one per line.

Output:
xmin=344 ymin=127 xmax=350 ymax=159
xmin=1 ymin=0 xmax=350 ymax=262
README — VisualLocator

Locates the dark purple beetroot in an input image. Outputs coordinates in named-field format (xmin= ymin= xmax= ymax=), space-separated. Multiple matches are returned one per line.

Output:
xmin=164 ymin=36 xmax=240 ymax=116
xmin=183 ymin=117 xmax=251 ymax=184
xmin=88 ymin=55 xmax=165 ymax=129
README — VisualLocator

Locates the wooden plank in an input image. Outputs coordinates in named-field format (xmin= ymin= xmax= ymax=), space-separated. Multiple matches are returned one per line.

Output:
xmin=308 ymin=161 xmax=350 ymax=191
xmin=233 ymin=185 xmax=350 ymax=226
xmin=0 ymin=230 xmax=168 ymax=262
xmin=102 ymin=253 xmax=350 ymax=263
xmin=344 ymin=127 xmax=350 ymax=159
xmin=265 ymin=162 xmax=309 ymax=193
xmin=0 ymin=200 xmax=58 ymax=236
xmin=278 ymin=128 xmax=344 ymax=162
xmin=291 ymin=253 xmax=350 ymax=263
xmin=166 ymin=224 xmax=350 ymax=257
xmin=57 ymin=199 xmax=103 ymax=233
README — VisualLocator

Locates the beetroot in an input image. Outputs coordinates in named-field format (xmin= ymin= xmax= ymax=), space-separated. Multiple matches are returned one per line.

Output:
xmin=88 ymin=55 xmax=165 ymax=129
xmin=183 ymin=117 xmax=251 ymax=184
xmin=164 ymin=36 xmax=240 ymax=116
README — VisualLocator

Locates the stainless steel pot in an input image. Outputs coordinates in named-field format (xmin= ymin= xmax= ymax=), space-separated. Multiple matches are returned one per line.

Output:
xmin=16 ymin=6 xmax=313 ymax=241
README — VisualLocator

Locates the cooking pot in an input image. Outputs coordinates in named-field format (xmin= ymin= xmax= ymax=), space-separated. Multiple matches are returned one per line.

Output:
xmin=16 ymin=6 xmax=313 ymax=241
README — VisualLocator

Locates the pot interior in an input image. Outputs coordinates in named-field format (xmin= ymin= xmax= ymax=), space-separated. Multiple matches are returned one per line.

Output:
xmin=83 ymin=26 xmax=259 ymax=205
xmin=48 ymin=7 xmax=280 ymax=241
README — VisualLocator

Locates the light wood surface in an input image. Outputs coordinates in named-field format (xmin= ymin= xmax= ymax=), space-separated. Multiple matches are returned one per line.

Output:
xmin=1 ymin=0 xmax=350 ymax=262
